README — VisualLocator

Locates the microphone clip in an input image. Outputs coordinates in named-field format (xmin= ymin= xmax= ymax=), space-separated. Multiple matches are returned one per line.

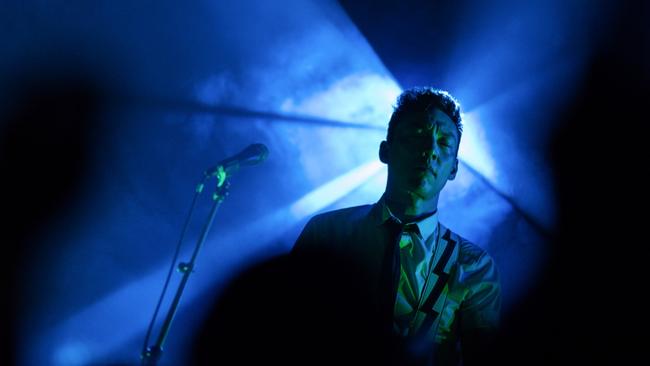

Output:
xmin=207 ymin=165 xmax=229 ymax=188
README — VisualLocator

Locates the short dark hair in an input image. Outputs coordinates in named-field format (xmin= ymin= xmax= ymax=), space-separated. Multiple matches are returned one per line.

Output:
xmin=387 ymin=87 xmax=463 ymax=145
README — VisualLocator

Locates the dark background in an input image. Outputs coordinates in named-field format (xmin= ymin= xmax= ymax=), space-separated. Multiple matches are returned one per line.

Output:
xmin=2 ymin=0 xmax=647 ymax=364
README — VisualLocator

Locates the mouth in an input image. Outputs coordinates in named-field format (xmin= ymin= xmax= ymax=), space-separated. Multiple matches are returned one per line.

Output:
xmin=413 ymin=166 xmax=436 ymax=177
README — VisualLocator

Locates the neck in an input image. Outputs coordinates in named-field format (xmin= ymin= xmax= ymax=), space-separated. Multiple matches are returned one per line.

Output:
xmin=384 ymin=189 xmax=438 ymax=222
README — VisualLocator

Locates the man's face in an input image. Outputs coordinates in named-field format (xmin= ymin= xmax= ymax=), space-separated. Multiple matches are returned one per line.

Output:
xmin=384 ymin=108 xmax=459 ymax=201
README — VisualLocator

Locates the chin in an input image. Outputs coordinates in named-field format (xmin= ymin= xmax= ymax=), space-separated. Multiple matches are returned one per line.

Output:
xmin=404 ymin=187 xmax=433 ymax=201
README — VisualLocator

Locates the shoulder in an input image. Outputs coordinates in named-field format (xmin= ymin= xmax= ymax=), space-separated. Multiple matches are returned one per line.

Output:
xmin=443 ymin=226 xmax=498 ymax=273
xmin=294 ymin=204 xmax=376 ymax=251
xmin=308 ymin=204 xmax=374 ymax=226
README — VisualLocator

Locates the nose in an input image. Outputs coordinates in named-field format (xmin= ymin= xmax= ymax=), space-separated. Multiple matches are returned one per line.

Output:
xmin=420 ymin=142 xmax=439 ymax=162
xmin=421 ymin=150 xmax=437 ymax=164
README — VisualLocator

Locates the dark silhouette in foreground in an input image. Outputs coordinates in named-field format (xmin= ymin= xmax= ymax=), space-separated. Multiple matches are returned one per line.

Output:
xmin=191 ymin=250 xmax=404 ymax=365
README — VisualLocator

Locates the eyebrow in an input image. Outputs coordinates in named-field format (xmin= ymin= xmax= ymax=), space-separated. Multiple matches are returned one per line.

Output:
xmin=437 ymin=131 xmax=457 ymax=140
xmin=402 ymin=131 xmax=458 ymax=145
xmin=430 ymin=129 xmax=456 ymax=140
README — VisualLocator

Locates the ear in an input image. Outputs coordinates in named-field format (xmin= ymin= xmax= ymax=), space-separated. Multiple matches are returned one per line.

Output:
xmin=448 ymin=157 xmax=458 ymax=180
xmin=379 ymin=140 xmax=390 ymax=164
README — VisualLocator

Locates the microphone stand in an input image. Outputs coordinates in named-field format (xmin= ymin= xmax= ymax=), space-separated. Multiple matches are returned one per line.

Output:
xmin=141 ymin=168 xmax=230 ymax=366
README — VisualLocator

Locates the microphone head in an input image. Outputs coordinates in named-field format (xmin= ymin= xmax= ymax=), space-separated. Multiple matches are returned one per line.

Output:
xmin=240 ymin=143 xmax=269 ymax=166
xmin=206 ymin=143 xmax=270 ymax=178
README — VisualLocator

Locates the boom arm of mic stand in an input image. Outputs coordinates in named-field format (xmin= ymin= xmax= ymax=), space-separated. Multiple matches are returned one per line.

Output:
xmin=141 ymin=177 xmax=230 ymax=366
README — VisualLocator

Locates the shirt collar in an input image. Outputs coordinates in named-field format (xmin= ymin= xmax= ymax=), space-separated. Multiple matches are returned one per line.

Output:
xmin=375 ymin=195 xmax=439 ymax=240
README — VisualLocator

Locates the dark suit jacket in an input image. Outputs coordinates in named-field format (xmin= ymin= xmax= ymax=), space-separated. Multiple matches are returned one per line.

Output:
xmin=292 ymin=201 xmax=501 ymax=366
xmin=292 ymin=202 xmax=398 ymax=313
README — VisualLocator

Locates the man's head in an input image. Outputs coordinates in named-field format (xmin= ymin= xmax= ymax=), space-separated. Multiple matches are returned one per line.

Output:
xmin=379 ymin=87 xmax=463 ymax=205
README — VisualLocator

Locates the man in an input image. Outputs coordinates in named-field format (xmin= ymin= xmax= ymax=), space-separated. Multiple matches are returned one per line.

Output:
xmin=292 ymin=87 xmax=500 ymax=366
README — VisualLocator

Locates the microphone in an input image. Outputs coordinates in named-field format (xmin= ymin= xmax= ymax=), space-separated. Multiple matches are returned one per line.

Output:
xmin=204 ymin=143 xmax=269 ymax=177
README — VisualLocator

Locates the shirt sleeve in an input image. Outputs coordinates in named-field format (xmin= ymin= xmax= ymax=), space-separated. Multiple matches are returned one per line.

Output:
xmin=458 ymin=250 xmax=501 ymax=332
